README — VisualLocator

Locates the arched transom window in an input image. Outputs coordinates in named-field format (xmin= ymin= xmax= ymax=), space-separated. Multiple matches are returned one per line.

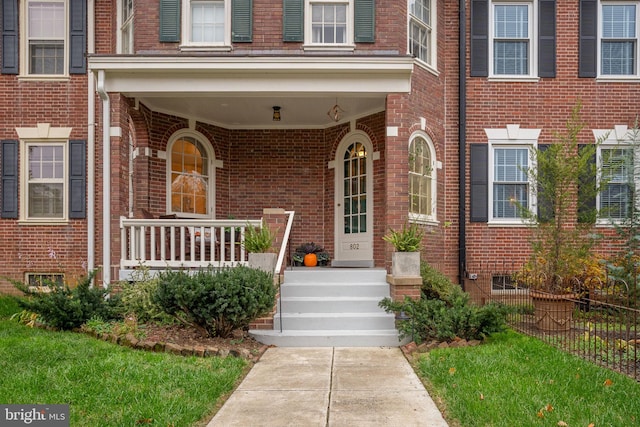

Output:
xmin=168 ymin=134 xmax=212 ymax=217
xmin=409 ymin=134 xmax=436 ymax=222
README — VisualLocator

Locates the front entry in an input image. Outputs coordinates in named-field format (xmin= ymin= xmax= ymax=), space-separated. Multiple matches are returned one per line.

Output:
xmin=333 ymin=133 xmax=374 ymax=267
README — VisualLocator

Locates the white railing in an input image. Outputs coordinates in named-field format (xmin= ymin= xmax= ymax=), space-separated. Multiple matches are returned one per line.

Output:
xmin=119 ymin=217 xmax=262 ymax=278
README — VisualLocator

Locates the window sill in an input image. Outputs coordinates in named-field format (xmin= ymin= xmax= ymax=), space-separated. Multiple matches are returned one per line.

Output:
xmin=487 ymin=76 xmax=540 ymax=83
xmin=179 ymin=45 xmax=232 ymax=52
xmin=413 ymin=58 xmax=439 ymax=77
xmin=487 ymin=220 xmax=529 ymax=227
xmin=302 ymin=44 xmax=356 ymax=52
xmin=408 ymin=214 xmax=438 ymax=226
xmin=18 ymin=219 xmax=69 ymax=226
xmin=18 ymin=75 xmax=71 ymax=82
xmin=596 ymin=76 xmax=640 ymax=83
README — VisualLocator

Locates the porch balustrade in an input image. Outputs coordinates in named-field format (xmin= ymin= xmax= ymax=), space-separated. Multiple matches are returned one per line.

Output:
xmin=119 ymin=217 xmax=262 ymax=274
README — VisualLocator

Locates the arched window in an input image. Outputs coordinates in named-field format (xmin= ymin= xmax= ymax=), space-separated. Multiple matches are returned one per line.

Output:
xmin=409 ymin=133 xmax=436 ymax=222
xmin=167 ymin=133 xmax=213 ymax=217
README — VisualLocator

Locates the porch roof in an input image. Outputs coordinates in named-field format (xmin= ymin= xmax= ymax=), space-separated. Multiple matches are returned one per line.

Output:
xmin=88 ymin=55 xmax=414 ymax=129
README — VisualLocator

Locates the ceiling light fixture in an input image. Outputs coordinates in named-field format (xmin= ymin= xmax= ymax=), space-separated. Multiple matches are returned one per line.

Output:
xmin=272 ymin=106 xmax=281 ymax=121
xmin=327 ymin=101 xmax=344 ymax=122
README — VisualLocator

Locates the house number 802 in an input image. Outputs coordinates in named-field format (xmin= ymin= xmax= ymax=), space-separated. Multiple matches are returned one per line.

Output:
xmin=349 ymin=243 xmax=360 ymax=250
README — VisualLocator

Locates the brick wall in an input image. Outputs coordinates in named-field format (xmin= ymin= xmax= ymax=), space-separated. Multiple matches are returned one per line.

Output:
xmin=454 ymin=0 xmax=640 ymax=294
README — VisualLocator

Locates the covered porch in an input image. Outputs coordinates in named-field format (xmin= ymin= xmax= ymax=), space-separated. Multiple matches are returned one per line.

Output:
xmin=87 ymin=55 xmax=413 ymax=284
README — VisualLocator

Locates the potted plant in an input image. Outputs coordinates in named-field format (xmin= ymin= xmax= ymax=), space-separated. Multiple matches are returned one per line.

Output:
xmin=513 ymin=105 xmax=604 ymax=331
xmin=292 ymin=242 xmax=330 ymax=267
xmin=244 ymin=222 xmax=277 ymax=273
xmin=383 ymin=223 xmax=423 ymax=277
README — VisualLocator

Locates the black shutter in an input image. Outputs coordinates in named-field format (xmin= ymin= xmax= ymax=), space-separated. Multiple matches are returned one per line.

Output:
xmin=536 ymin=144 xmax=554 ymax=222
xmin=69 ymin=0 xmax=87 ymax=74
xmin=69 ymin=140 xmax=86 ymax=219
xmin=470 ymin=144 xmax=489 ymax=222
xmin=470 ymin=0 xmax=489 ymax=77
xmin=1 ymin=140 xmax=19 ymax=219
xmin=354 ymin=0 xmax=375 ymax=43
xmin=160 ymin=0 xmax=181 ymax=42
xmin=283 ymin=0 xmax=304 ymax=42
xmin=1 ymin=0 xmax=19 ymax=74
xmin=232 ymin=0 xmax=253 ymax=42
xmin=578 ymin=144 xmax=597 ymax=223
xmin=538 ymin=0 xmax=556 ymax=78
xmin=579 ymin=0 xmax=598 ymax=78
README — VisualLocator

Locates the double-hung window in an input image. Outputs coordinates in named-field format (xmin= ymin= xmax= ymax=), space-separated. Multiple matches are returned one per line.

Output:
xmin=491 ymin=2 xmax=534 ymax=77
xmin=26 ymin=0 xmax=66 ymax=75
xmin=24 ymin=142 xmax=67 ymax=220
xmin=306 ymin=0 xmax=352 ymax=46
xmin=600 ymin=3 xmax=639 ymax=76
xmin=119 ymin=0 xmax=134 ymax=54
xmin=409 ymin=0 xmax=435 ymax=67
xmin=182 ymin=0 xmax=230 ymax=48
xmin=599 ymin=146 xmax=633 ymax=220
xmin=491 ymin=146 xmax=530 ymax=219
xmin=409 ymin=133 xmax=437 ymax=223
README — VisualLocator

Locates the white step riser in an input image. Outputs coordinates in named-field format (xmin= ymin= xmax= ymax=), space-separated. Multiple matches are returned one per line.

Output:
xmin=274 ymin=314 xmax=396 ymax=331
xmin=284 ymin=268 xmax=387 ymax=284
xmin=281 ymin=283 xmax=390 ymax=298
xmin=249 ymin=331 xmax=408 ymax=347
xmin=279 ymin=298 xmax=384 ymax=313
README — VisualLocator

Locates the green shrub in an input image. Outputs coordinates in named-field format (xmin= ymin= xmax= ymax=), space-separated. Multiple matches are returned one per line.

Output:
xmin=154 ymin=266 xmax=276 ymax=338
xmin=11 ymin=272 xmax=123 ymax=330
xmin=420 ymin=261 xmax=468 ymax=303
xmin=380 ymin=262 xmax=510 ymax=343
xmin=379 ymin=296 xmax=509 ymax=343
xmin=119 ymin=268 xmax=169 ymax=323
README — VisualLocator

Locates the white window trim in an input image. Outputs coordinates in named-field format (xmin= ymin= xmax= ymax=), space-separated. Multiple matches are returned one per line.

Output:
xmin=408 ymin=131 xmax=438 ymax=224
xmin=486 ymin=125 xmax=540 ymax=225
xmin=117 ymin=0 xmax=134 ymax=54
xmin=594 ymin=126 xmax=639 ymax=225
xmin=303 ymin=0 xmax=355 ymax=51
xmin=19 ymin=0 xmax=69 ymax=80
xmin=180 ymin=0 xmax=232 ymax=51
xmin=166 ymin=130 xmax=216 ymax=218
xmin=16 ymin=124 xmax=72 ymax=224
xmin=597 ymin=1 xmax=640 ymax=80
xmin=488 ymin=0 xmax=538 ymax=80
xmin=408 ymin=0 xmax=437 ymax=72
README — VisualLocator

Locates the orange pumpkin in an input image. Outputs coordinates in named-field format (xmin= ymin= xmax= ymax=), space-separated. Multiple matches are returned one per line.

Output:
xmin=303 ymin=253 xmax=318 ymax=267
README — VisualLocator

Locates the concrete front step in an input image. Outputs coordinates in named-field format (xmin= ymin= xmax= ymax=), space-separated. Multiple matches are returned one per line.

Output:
xmin=279 ymin=296 xmax=385 ymax=313
xmin=249 ymin=329 xmax=408 ymax=347
xmin=250 ymin=268 xmax=404 ymax=347
xmin=274 ymin=312 xmax=396 ymax=330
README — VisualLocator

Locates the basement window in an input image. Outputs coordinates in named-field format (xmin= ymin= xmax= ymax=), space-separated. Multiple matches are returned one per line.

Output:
xmin=25 ymin=273 xmax=64 ymax=292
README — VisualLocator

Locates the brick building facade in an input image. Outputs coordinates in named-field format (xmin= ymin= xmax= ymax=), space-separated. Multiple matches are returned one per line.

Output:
xmin=1 ymin=1 xmax=638 ymax=301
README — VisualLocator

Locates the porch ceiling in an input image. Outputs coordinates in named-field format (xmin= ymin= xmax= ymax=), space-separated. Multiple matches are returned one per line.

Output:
xmin=89 ymin=55 xmax=414 ymax=129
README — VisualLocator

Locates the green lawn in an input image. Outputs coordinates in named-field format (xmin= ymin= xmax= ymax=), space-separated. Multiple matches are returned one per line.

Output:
xmin=0 ymin=297 xmax=246 ymax=426
xmin=417 ymin=330 xmax=640 ymax=427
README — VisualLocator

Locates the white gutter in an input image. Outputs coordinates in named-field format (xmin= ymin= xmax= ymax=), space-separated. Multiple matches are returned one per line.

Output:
xmin=96 ymin=69 xmax=111 ymax=286
xmin=87 ymin=0 xmax=95 ymax=279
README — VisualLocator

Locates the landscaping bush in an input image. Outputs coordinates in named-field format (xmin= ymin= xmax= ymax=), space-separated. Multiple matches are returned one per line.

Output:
xmin=11 ymin=272 xmax=123 ymax=330
xmin=154 ymin=266 xmax=276 ymax=338
xmin=380 ymin=261 xmax=510 ymax=343
xmin=119 ymin=268 xmax=170 ymax=323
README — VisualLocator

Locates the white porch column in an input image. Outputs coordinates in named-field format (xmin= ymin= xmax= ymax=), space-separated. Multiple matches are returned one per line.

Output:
xmin=97 ymin=70 xmax=111 ymax=286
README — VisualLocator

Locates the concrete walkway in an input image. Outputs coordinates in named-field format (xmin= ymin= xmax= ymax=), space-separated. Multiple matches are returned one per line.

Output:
xmin=207 ymin=347 xmax=449 ymax=427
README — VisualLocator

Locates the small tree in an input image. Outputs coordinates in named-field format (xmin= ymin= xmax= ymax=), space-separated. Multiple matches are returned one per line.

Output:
xmin=517 ymin=103 xmax=604 ymax=293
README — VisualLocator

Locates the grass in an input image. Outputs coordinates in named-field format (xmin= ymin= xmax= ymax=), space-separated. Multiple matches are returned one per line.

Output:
xmin=0 ymin=296 xmax=247 ymax=426
xmin=417 ymin=330 xmax=640 ymax=427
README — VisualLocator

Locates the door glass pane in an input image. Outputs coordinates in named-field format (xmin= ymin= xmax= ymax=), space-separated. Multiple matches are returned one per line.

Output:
xmin=342 ymin=142 xmax=368 ymax=235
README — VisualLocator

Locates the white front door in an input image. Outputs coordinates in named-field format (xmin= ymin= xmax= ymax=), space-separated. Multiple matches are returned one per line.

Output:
xmin=333 ymin=134 xmax=374 ymax=266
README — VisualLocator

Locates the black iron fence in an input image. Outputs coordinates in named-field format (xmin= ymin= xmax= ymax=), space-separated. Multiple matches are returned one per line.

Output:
xmin=465 ymin=265 xmax=640 ymax=381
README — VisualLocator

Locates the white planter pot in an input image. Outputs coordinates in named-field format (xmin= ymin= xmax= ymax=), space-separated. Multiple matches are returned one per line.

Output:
xmin=248 ymin=253 xmax=277 ymax=274
xmin=391 ymin=252 xmax=421 ymax=277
